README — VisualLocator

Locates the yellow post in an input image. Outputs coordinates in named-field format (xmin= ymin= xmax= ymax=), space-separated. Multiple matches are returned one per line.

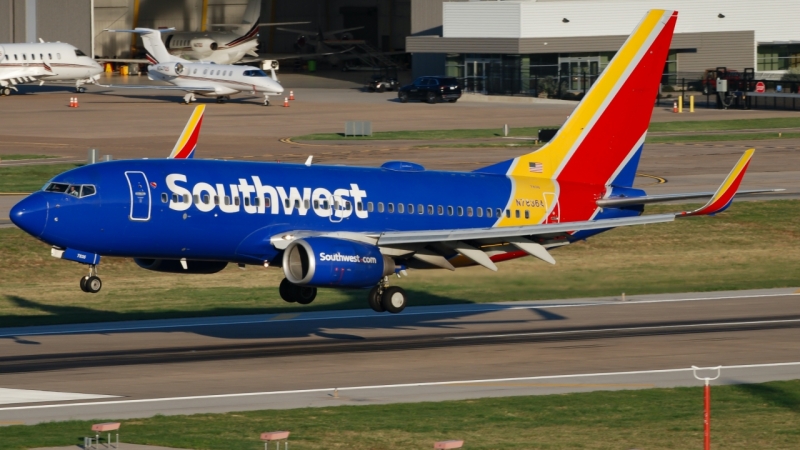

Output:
xmin=690 ymin=95 xmax=695 ymax=113
xmin=120 ymin=65 xmax=129 ymax=76
xmin=201 ymin=0 xmax=209 ymax=32
xmin=678 ymin=95 xmax=683 ymax=113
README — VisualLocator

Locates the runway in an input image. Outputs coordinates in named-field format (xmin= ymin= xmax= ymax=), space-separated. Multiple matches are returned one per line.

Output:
xmin=0 ymin=288 xmax=798 ymax=424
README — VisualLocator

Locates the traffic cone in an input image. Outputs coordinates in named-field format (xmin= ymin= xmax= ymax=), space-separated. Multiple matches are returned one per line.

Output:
xmin=69 ymin=97 xmax=75 ymax=107
xmin=289 ymin=90 xmax=295 ymax=100
xmin=74 ymin=97 xmax=79 ymax=108
xmin=672 ymin=101 xmax=677 ymax=113
xmin=283 ymin=97 xmax=289 ymax=107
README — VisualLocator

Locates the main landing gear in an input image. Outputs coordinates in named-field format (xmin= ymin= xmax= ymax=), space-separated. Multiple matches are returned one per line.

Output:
xmin=368 ymin=280 xmax=407 ymax=314
xmin=263 ymin=94 xmax=271 ymax=106
xmin=279 ymin=278 xmax=317 ymax=304
xmin=216 ymin=95 xmax=231 ymax=104
xmin=79 ymin=265 xmax=102 ymax=293
xmin=1 ymin=87 xmax=12 ymax=96
xmin=182 ymin=93 xmax=197 ymax=104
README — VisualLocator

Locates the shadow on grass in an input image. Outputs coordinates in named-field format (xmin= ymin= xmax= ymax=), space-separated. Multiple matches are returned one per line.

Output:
xmin=733 ymin=382 xmax=800 ymax=414
xmin=1 ymin=287 xmax=564 ymax=331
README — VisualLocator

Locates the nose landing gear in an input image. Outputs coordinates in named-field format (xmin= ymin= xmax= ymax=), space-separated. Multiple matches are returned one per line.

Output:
xmin=79 ymin=265 xmax=102 ymax=293
xmin=263 ymin=94 xmax=271 ymax=106
xmin=182 ymin=93 xmax=197 ymax=104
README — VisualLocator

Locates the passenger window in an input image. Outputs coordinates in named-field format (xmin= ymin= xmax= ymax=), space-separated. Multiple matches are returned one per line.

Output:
xmin=313 ymin=200 xmax=319 ymax=209
xmin=22 ymin=54 xmax=26 ymax=60
xmin=265 ymin=197 xmax=270 ymax=208
xmin=172 ymin=194 xmax=179 ymax=203
xmin=388 ymin=203 xmax=394 ymax=213
xmin=304 ymin=199 xmax=310 ymax=209
xmin=487 ymin=208 xmax=493 ymax=218
xmin=497 ymin=208 xmax=503 ymax=218
xmin=235 ymin=197 xmax=240 ymax=206
xmin=13 ymin=54 xmax=17 ymax=60
xmin=254 ymin=198 xmax=260 ymax=207
xmin=161 ymin=193 xmax=168 ymax=203
xmin=204 ymin=69 xmax=208 ymax=75
xmin=193 ymin=195 xmax=200 ymax=204
xmin=428 ymin=205 xmax=434 ymax=215
xmin=193 ymin=69 xmax=197 ymax=74
xmin=505 ymin=209 xmax=511 ymax=218
xmin=31 ymin=54 xmax=35 ymax=60
xmin=515 ymin=209 xmax=520 ymax=218
xmin=346 ymin=201 xmax=352 ymax=211
xmin=244 ymin=197 xmax=250 ymax=207
xmin=457 ymin=206 xmax=464 ymax=216
xmin=378 ymin=202 xmax=384 ymax=213
xmin=398 ymin=203 xmax=404 ymax=213
xmin=214 ymin=196 xmax=219 ymax=205
xmin=224 ymin=196 xmax=231 ymax=205
xmin=39 ymin=54 xmax=43 ymax=59
xmin=467 ymin=207 xmax=473 ymax=217
xmin=294 ymin=200 xmax=300 ymax=209
xmin=438 ymin=206 xmax=444 ymax=215
xmin=48 ymin=53 xmax=51 ymax=59
xmin=357 ymin=202 xmax=363 ymax=211
xmin=3 ymin=55 xmax=7 ymax=60
xmin=408 ymin=204 xmax=414 ymax=214
xmin=367 ymin=202 xmax=374 ymax=212
xmin=447 ymin=206 xmax=454 ymax=216
xmin=284 ymin=199 xmax=290 ymax=208
xmin=183 ymin=194 xmax=190 ymax=203
xmin=321 ymin=200 xmax=328 ymax=209
xmin=477 ymin=207 xmax=483 ymax=217
xmin=525 ymin=210 xmax=530 ymax=219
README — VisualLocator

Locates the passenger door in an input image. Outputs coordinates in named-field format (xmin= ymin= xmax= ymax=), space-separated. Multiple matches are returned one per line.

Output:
xmin=125 ymin=171 xmax=151 ymax=221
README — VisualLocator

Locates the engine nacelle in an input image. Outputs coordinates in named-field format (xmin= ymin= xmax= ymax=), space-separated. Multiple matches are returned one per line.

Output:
xmin=190 ymin=37 xmax=219 ymax=57
xmin=282 ymin=237 xmax=395 ymax=288
xmin=134 ymin=258 xmax=228 ymax=274
xmin=150 ymin=62 xmax=187 ymax=77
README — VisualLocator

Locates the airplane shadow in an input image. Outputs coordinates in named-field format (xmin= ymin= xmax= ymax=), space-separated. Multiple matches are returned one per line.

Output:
xmin=2 ymin=292 xmax=566 ymax=343
xmin=732 ymin=382 xmax=800 ymax=413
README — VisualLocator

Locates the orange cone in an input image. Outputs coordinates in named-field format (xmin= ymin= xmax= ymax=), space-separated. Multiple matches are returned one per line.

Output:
xmin=69 ymin=97 xmax=74 ymax=107
xmin=283 ymin=97 xmax=289 ymax=107
xmin=672 ymin=101 xmax=677 ymax=113
xmin=74 ymin=97 xmax=78 ymax=108
xmin=289 ymin=90 xmax=295 ymax=100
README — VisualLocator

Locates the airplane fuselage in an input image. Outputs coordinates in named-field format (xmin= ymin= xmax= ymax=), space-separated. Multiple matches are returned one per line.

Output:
xmin=164 ymin=30 xmax=258 ymax=65
xmin=12 ymin=159 xmax=643 ymax=265
xmin=148 ymin=62 xmax=283 ymax=96
xmin=0 ymin=43 xmax=102 ymax=86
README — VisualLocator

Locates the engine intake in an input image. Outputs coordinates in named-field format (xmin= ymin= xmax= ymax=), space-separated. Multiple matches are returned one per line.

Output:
xmin=134 ymin=258 xmax=228 ymax=274
xmin=282 ymin=237 xmax=394 ymax=288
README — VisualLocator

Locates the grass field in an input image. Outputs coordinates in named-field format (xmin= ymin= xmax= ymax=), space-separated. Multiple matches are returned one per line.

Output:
xmin=0 ymin=163 xmax=82 ymax=192
xmin=3 ymin=380 xmax=800 ymax=449
xmin=293 ymin=117 xmax=800 ymax=141
xmin=1 ymin=200 xmax=797 ymax=328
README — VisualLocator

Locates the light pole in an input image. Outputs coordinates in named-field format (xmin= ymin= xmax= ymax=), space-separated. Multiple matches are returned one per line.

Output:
xmin=692 ymin=366 xmax=722 ymax=450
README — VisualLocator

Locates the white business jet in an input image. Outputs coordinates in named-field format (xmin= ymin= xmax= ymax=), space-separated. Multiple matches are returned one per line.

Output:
xmin=104 ymin=28 xmax=283 ymax=106
xmin=0 ymin=41 xmax=102 ymax=96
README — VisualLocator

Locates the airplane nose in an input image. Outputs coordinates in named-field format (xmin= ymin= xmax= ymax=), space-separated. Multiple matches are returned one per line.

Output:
xmin=9 ymin=193 xmax=48 ymax=238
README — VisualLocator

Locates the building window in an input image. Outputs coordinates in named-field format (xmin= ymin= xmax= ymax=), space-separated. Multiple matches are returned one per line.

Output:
xmin=758 ymin=44 xmax=800 ymax=71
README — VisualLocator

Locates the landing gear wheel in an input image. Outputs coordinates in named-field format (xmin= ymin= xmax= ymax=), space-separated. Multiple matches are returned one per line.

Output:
xmin=79 ymin=276 xmax=90 ymax=292
xmin=367 ymin=286 xmax=385 ymax=312
xmin=279 ymin=278 xmax=297 ymax=303
xmin=264 ymin=99 xmax=270 ymax=106
xmin=77 ymin=87 xmax=87 ymax=93
xmin=295 ymin=286 xmax=317 ymax=305
xmin=426 ymin=92 xmax=437 ymax=104
xmin=380 ymin=286 xmax=407 ymax=314
xmin=398 ymin=92 xmax=408 ymax=103
xmin=2 ymin=87 xmax=11 ymax=96
xmin=85 ymin=276 xmax=102 ymax=294
xmin=216 ymin=96 xmax=227 ymax=104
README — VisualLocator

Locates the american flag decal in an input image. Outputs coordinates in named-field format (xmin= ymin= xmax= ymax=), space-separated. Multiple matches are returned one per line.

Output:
xmin=528 ymin=162 xmax=543 ymax=173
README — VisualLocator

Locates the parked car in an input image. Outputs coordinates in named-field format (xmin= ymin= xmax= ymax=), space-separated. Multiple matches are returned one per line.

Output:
xmin=398 ymin=76 xmax=462 ymax=103
xmin=367 ymin=75 xmax=400 ymax=92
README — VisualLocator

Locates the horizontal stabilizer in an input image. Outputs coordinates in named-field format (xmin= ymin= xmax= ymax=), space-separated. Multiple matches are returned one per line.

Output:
xmin=598 ymin=188 xmax=783 ymax=208
xmin=679 ymin=149 xmax=755 ymax=217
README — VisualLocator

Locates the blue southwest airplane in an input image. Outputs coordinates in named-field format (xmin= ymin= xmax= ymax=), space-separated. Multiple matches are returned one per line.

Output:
xmin=9 ymin=10 xmax=778 ymax=313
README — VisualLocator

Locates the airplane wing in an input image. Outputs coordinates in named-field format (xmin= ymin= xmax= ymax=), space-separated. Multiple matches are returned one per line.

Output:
xmin=322 ymin=26 xmax=365 ymax=38
xmin=209 ymin=21 xmax=310 ymax=28
xmin=96 ymin=58 xmax=149 ymax=64
xmin=0 ymin=66 xmax=52 ymax=82
xmin=239 ymin=48 xmax=356 ymax=64
xmin=275 ymin=27 xmax=320 ymax=35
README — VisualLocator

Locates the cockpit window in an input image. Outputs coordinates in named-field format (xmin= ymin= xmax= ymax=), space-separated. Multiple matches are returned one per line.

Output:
xmin=75 ymin=49 xmax=87 ymax=57
xmin=44 ymin=182 xmax=96 ymax=198
xmin=242 ymin=69 xmax=267 ymax=77
xmin=45 ymin=183 xmax=69 ymax=193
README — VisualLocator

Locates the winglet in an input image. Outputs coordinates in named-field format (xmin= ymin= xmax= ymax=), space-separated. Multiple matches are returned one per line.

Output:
xmin=169 ymin=105 xmax=205 ymax=159
xmin=680 ymin=149 xmax=755 ymax=217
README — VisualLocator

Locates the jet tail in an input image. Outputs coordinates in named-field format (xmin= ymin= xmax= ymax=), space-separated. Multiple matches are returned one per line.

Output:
xmin=105 ymin=28 xmax=182 ymax=64
xmin=475 ymin=10 xmax=678 ymax=187
xmin=169 ymin=105 xmax=205 ymax=159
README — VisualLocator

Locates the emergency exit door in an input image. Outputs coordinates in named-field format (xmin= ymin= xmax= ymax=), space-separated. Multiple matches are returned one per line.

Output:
xmin=125 ymin=171 xmax=151 ymax=221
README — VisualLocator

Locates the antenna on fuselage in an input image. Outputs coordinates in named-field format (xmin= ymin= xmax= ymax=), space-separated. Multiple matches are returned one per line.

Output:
xmin=305 ymin=155 xmax=313 ymax=166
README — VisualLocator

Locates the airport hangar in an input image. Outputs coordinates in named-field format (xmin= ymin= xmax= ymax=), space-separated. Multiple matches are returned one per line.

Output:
xmin=2 ymin=0 xmax=800 ymax=90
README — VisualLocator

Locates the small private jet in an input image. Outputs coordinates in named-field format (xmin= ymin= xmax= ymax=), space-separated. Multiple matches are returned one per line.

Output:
xmin=102 ymin=28 xmax=284 ymax=105
xmin=0 ymin=40 xmax=102 ymax=95
xmin=9 ymin=10 xmax=779 ymax=313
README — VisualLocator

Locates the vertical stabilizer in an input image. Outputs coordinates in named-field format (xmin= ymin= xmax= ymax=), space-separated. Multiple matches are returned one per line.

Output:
xmin=106 ymin=28 xmax=183 ymax=64
xmin=477 ymin=10 xmax=677 ymax=187
xmin=169 ymin=105 xmax=205 ymax=159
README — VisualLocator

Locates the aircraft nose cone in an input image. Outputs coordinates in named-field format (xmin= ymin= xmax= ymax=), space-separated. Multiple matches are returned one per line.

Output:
xmin=9 ymin=194 xmax=48 ymax=237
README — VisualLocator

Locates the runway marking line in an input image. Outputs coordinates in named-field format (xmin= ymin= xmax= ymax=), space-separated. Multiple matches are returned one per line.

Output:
xmin=0 ymin=362 xmax=798 ymax=412
xmin=0 ymin=291 xmax=796 ymax=338
xmin=448 ymin=318 xmax=800 ymax=341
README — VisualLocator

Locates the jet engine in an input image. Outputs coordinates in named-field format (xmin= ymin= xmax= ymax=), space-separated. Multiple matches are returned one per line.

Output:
xmin=282 ymin=237 xmax=395 ymax=288
xmin=190 ymin=37 xmax=219 ymax=57
xmin=150 ymin=62 xmax=187 ymax=77
xmin=133 ymin=258 xmax=228 ymax=274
